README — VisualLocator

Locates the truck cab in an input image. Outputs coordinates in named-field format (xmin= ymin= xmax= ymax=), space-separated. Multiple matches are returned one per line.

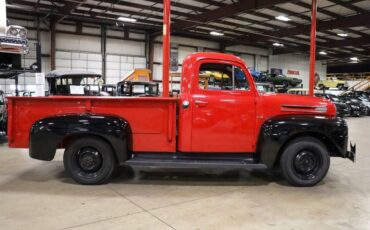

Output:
xmin=6 ymin=52 xmax=355 ymax=187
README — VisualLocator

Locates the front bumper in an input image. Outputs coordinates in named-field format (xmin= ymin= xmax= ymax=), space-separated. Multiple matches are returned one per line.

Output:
xmin=344 ymin=142 xmax=356 ymax=162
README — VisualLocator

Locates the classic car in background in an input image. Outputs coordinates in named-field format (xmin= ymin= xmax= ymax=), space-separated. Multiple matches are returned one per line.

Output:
xmin=117 ymin=81 xmax=159 ymax=97
xmin=317 ymin=77 xmax=348 ymax=90
xmin=314 ymin=93 xmax=350 ymax=117
xmin=255 ymin=82 xmax=275 ymax=93
xmin=267 ymin=74 xmax=302 ymax=87
xmin=0 ymin=24 xmax=28 ymax=56
xmin=249 ymin=70 xmax=268 ymax=82
xmin=46 ymin=70 xmax=102 ymax=96
xmin=202 ymin=71 xmax=230 ymax=83
xmin=339 ymin=95 xmax=368 ymax=116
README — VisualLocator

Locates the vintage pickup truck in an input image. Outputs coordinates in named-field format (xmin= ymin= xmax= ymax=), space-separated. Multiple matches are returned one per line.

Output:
xmin=6 ymin=52 xmax=355 ymax=186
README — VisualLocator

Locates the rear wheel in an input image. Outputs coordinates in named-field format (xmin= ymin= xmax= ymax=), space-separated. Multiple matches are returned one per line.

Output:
xmin=64 ymin=137 xmax=117 ymax=185
xmin=280 ymin=137 xmax=330 ymax=187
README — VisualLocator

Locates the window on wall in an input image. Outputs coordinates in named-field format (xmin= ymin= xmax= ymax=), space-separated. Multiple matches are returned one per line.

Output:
xmin=198 ymin=63 xmax=249 ymax=91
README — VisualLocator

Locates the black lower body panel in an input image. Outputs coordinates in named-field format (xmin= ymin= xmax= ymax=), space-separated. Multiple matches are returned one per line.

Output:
xmin=125 ymin=153 xmax=267 ymax=170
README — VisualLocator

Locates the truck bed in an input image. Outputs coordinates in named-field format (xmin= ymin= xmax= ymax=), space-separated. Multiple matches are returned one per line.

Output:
xmin=7 ymin=96 xmax=177 ymax=152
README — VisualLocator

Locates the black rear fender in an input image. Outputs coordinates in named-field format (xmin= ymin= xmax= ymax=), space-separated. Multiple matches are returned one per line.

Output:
xmin=29 ymin=114 xmax=131 ymax=163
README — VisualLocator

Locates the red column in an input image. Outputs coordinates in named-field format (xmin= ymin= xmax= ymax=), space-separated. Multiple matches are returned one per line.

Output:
xmin=309 ymin=0 xmax=317 ymax=96
xmin=162 ymin=0 xmax=171 ymax=97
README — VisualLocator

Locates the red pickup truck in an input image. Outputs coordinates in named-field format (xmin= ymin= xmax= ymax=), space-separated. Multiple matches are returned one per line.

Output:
xmin=6 ymin=52 xmax=355 ymax=186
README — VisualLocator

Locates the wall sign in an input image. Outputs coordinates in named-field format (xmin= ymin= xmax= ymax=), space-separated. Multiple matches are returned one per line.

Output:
xmin=287 ymin=70 xmax=300 ymax=75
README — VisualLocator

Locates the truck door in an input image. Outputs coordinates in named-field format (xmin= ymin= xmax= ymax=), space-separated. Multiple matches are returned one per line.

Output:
xmin=191 ymin=61 xmax=256 ymax=152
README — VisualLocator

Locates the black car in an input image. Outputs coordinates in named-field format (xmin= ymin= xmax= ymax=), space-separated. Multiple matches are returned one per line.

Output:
xmin=315 ymin=93 xmax=350 ymax=117
xmin=46 ymin=70 xmax=102 ymax=96
xmin=0 ymin=90 xmax=7 ymax=132
xmin=339 ymin=96 xmax=367 ymax=116
xmin=117 ymin=81 xmax=159 ymax=97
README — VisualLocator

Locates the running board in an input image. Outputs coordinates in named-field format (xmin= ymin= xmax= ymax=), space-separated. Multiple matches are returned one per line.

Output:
xmin=125 ymin=154 xmax=267 ymax=170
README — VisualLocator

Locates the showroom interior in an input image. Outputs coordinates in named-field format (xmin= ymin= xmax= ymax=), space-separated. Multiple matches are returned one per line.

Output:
xmin=0 ymin=0 xmax=370 ymax=229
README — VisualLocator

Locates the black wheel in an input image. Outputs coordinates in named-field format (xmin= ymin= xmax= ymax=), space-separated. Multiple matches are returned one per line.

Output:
xmin=280 ymin=137 xmax=330 ymax=187
xmin=64 ymin=137 xmax=117 ymax=185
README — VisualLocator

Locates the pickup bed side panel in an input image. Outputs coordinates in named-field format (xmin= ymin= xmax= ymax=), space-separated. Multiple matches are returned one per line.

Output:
xmin=8 ymin=97 xmax=177 ymax=153
xmin=30 ymin=115 xmax=131 ymax=162
xmin=258 ymin=116 xmax=348 ymax=168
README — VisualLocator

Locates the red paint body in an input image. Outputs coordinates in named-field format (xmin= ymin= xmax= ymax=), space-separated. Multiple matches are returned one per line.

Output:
xmin=7 ymin=52 xmax=336 ymax=154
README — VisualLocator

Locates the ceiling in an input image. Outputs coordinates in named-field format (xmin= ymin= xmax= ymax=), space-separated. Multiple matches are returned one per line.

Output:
xmin=5 ymin=0 xmax=370 ymax=64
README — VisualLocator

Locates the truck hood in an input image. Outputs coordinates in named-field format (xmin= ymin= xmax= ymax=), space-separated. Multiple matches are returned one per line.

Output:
xmin=258 ymin=93 xmax=336 ymax=119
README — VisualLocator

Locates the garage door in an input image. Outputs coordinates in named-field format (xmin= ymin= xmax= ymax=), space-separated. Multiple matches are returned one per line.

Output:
xmin=259 ymin=56 xmax=268 ymax=72
xmin=241 ymin=54 xmax=255 ymax=70
xmin=105 ymin=55 xmax=147 ymax=85
xmin=55 ymin=51 xmax=102 ymax=75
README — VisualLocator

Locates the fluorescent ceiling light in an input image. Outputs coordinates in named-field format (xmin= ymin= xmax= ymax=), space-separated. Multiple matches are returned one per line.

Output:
xmin=319 ymin=51 xmax=327 ymax=55
xmin=210 ymin=31 xmax=224 ymax=36
xmin=117 ymin=17 xmax=137 ymax=23
xmin=337 ymin=33 xmax=348 ymax=37
xmin=350 ymin=57 xmax=359 ymax=61
xmin=275 ymin=15 xmax=291 ymax=22
xmin=273 ymin=42 xmax=284 ymax=47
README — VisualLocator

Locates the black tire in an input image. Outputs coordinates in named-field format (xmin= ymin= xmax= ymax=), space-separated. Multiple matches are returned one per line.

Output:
xmin=280 ymin=137 xmax=330 ymax=187
xmin=64 ymin=137 xmax=117 ymax=185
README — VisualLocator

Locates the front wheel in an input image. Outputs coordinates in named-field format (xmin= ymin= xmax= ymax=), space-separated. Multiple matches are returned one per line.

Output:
xmin=64 ymin=137 xmax=117 ymax=185
xmin=280 ymin=137 xmax=330 ymax=187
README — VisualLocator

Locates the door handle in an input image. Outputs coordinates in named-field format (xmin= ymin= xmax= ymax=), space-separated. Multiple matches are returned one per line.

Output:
xmin=194 ymin=100 xmax=208 ymax=107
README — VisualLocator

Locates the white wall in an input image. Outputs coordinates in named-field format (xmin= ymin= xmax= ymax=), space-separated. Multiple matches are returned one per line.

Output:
xmin=269 ymin=53 xmax=327 ymax=87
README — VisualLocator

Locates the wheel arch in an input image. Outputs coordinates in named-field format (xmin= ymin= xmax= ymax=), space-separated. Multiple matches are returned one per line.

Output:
xmin=257 ymin=116 xmax=348 ymax=168
xmin=29 ymin=114 xmax=132 ymax=164
xmin=273 ymin=131 xmax=339 ymax=167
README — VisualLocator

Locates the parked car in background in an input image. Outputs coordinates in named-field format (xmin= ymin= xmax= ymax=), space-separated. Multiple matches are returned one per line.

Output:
xmin=0 ymin=23 xmax=28 ymax=55
xmin=250 ymin=70 xmax=268 ymax=82
xmin=117 ymin=81 xmax=159 ymax=97
xmin=0 ymin=91 xmax=7 ymax=132
xmin=202 ymin=71 xmax=230 ymax=83
xmin=46 ymin=70 xmax=102 ymax=96
xmin=101 ymin=84 xmax=117 ymax=96
xmin=315 ymin=93 xmax=350 ymax=117
xmin=256 ymin=82 xmax=275 ymax=93
xmin=317 ymin=77 xmax=348 ymax=90
xmin=339 ymin=96 xmax=367 ymax=116
xmin=268 ymin=74 xmax=302 ymax=87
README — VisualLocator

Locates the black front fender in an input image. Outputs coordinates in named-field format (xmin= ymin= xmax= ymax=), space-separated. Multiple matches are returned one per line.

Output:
xmin=257 ymin=116 xmax=348 ymax=168
xmin=30 ymin=114 xmax=131 ymax=163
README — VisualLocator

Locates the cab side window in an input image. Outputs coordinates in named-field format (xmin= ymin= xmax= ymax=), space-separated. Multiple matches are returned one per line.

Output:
xmin=198 ymin=63 xmax=249 ymax=91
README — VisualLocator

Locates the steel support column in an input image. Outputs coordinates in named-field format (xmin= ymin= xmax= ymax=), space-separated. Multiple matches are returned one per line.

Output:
xmin=101 ymin=25 xmax=107 ymax=81
xmin=50 ymin=18 xmax=56 ymax=70
xmin=162 ymin=0 xmax=170 ymax=97
xmin=309 ymin=0 xmax=317 ymax=96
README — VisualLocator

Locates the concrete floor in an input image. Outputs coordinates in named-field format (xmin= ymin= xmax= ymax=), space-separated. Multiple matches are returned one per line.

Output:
xmin=0 ymin=117 xmax=369 ymax=230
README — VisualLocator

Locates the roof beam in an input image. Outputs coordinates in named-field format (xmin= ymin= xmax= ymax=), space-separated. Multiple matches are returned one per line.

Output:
xmin=172 ymin=0 xmax=296 ymax=29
